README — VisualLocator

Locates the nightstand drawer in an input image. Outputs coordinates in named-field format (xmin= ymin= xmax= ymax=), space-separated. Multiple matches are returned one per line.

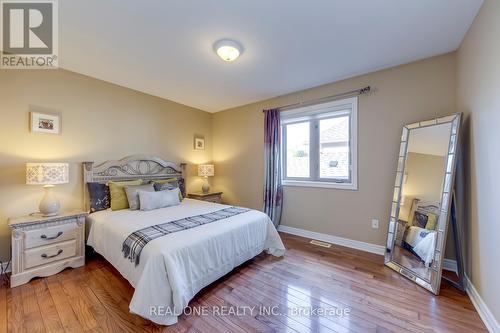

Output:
xmin=24 ymin=239 xmax=77 ymax=269
xmin=204 ymin=196 xmax=221 ymax=203
xmin=24 ymin=222 xmax=77 ymax=249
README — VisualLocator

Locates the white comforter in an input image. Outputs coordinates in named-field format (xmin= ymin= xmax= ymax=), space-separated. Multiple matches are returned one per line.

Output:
xmin=87 ymin=199 xmax=285 ymax=325
xmin=404 ymin=226 xmax=436 ymax=266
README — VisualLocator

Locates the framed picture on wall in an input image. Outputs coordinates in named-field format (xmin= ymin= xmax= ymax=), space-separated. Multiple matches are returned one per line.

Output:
xmin=194 ymin=137 xmax=205 ymax=150
xmin=30 ymin=109 xmax=62 ymax=134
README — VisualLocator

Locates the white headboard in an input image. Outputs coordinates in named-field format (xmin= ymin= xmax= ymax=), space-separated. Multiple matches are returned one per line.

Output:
xmin=82 ymin=155 xmax=186 ymax=212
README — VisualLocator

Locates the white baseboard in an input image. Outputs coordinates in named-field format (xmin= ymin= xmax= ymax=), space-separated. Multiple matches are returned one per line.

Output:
xmin=465 ymin=276 xmax=500 ymax=333
xmin=278 ymin=225 xmax=385 ymax=255
xmin=443 ymin=258 xmax=458 ymax=274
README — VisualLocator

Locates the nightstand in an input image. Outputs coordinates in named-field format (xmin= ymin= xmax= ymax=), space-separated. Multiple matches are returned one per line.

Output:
xmin=395 ymin=219 xmax=408 ymax=246
xmin=8 ymin=210 xmax=87 ymax=287
xmin=187 ymin=191 xmax=223 ymax=204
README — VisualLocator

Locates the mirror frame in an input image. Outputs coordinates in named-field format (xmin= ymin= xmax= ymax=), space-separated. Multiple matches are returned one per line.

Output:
xmin=384 ymin=113 xmax=462 ymax=295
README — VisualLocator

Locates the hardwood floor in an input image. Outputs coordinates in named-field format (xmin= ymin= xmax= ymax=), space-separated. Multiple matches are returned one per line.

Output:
xmin=0 ymin=233 xmax=487 ymax=333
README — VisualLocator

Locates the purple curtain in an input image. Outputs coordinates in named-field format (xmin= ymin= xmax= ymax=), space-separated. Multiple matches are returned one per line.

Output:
xmin=263 ymin=108 xmax=283 ymax=226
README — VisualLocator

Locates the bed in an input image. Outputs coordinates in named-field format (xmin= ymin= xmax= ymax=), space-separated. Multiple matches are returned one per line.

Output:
xmin=83 ymin=155 xmax=285 ymax=325
xmin=403 ymin=226 xmax=436 ymax=266
xmin=402 ymin=200 xmax=440 ymax=267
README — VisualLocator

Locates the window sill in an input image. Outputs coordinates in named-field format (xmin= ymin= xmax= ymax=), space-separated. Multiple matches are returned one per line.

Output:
xmin=282 ymin=180 xmax=358 ymax=190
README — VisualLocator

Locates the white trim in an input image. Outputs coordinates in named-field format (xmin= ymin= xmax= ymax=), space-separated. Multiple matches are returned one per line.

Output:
xmin=282 ymin=180 xmax=357 ymax=190
xmin=281 ymin=96 xmax=358 ymax=191
xmin=443 ymin=258 xmax=458 ymax=274
xmin=466 ymin=276 xmax=500 ymax=333
xmin=1 ymin=261 xmax=11 ymax=273
xmin=278 ymin=225 xmax=384 ymax=255
xmin=349 ymin=97 xmax=358 ymax=190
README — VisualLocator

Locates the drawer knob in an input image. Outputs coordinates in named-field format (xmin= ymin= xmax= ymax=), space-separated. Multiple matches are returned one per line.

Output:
xmin=41 ymin=231 xmax=63 ymax=240
xmin=41 ymin=249 xmax=63 ymax=259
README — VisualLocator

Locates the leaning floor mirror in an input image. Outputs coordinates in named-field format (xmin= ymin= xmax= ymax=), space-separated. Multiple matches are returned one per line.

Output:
xmin=385 ymin=113 xmax=463 ymax=295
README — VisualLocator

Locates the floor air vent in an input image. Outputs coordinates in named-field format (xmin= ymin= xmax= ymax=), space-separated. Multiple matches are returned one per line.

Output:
xmin=309 ymin=240 xmax=332 ymax=248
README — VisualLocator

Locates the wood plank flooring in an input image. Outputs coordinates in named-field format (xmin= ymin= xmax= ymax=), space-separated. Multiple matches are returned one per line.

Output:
xmin=0 ymin=233 xmax=487 ymax=332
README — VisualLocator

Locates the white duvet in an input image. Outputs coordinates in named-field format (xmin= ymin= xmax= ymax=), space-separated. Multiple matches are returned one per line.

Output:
xmin=87 ymin=198 xmax=285 ymax=325
xmin=404 ymin=226 xmax=436 ymax=266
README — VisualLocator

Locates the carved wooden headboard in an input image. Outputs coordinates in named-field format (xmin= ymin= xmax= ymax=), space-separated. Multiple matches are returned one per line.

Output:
xmin=82 ymin=155 xmax=186 ymax=212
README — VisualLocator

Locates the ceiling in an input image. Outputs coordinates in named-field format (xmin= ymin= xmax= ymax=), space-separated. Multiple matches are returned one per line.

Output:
xmin=407 ymin=123 xmax=452 ymax=156
xmin=59 ymin=0 xmax=483 ymax=112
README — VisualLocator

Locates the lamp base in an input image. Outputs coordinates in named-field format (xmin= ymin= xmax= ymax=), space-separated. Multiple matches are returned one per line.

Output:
xmin=41 ymin=211 xmax=59 ymax=217
xmin=202 ymin=178 xmax=210 ymax=194
xmin=39 ymin=185 xmax=60 ymax=217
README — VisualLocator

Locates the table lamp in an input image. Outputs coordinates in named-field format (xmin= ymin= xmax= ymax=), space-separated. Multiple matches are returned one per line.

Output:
xmin=26 ymin=163 xmax=69 ymax=216
xmin=198 ymin=164 xmax=214 ymax=194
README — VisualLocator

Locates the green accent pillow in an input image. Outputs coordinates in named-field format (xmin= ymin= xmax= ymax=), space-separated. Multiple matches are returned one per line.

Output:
xmin=425 ymin=213 xmax=438 ymax=230
xmin=109 ymin=179 xmax=143 ymax=210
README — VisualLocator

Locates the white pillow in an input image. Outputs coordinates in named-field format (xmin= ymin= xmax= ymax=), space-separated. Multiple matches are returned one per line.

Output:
xmin=138 ymin=188 xmax=181 ymax=211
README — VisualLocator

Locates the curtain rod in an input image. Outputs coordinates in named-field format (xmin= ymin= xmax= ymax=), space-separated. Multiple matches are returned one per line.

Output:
xmin=264 ymin=86 xmax=371 ymax=112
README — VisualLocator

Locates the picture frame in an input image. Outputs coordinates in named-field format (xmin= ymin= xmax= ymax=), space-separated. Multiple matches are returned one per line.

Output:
xmin=194 ymin=137 xmax=205 ymax=150
xmin=30 ymin=109 xmax=62 ymax=135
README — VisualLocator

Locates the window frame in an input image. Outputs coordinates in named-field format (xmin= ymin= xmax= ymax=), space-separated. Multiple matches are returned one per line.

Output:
xmin=281 ymin=97 xmax=358 ymax=190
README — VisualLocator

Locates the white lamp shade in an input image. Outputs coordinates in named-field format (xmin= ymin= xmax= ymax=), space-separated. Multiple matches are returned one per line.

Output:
xmin=26 ymin=163 xmax=69 ymax=185
xmin=198 ymin=164 xmax=214 ymax=177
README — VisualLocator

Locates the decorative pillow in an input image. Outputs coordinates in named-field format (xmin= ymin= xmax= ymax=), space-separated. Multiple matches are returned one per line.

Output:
xmin=109 ymin=179 xmax=143 ymax=210
xmin=152 ymin=179 xmax=178 ymax=191
xmin=87 ymin=182 xmax=110 ymax=213
xmin=139 ymin=188 xmax=181 ymax=211
xmin=177 ymin=178 xmax=186 ymax=197
xmin=413 ymin=211 xmax=428 ymax=229
xmin=425 ymin=213 xmax=438 ymax=230
xmin=151 ymin=178 xmax=184 ymax=200
xmin=125 ymin=184 xmax=155 ymax=210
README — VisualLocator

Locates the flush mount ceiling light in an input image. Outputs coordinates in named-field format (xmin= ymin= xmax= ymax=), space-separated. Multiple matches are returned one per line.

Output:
xmin=213 ymin=39 xmax=243 ymax=62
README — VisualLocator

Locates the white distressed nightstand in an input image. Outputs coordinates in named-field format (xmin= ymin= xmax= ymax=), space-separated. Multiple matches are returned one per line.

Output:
xmin=8 ymin=210 xmax=87 ymax=287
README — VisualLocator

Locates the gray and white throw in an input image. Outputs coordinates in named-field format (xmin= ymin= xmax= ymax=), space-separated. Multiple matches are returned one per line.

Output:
xmin=122 ymin=206 xmax=250 ymax=266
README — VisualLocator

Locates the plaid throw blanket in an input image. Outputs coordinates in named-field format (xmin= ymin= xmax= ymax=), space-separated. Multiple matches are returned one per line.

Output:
xmin=122 ymin=206 xmax=250 ymax=266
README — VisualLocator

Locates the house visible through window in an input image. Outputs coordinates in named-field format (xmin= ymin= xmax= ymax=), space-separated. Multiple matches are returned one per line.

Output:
xmin=281 ymin=97 xmax=358 ymax=190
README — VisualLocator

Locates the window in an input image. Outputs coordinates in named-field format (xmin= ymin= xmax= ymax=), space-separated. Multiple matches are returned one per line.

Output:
xmin=281 ymin=97 xmax=357 ymax=190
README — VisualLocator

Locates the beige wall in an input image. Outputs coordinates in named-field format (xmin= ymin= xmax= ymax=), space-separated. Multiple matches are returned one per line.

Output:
xmin=399 ymin=152 xmax=446 ymax=221
xmin=457 ymin=0 xmax=500 ymax=322
xmin=0 ymin=69 xmax=212 ymax=261
xmin=212 ymin=53 xmax=457 ymax=246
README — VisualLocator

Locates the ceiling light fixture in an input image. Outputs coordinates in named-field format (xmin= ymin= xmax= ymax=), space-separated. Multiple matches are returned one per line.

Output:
xmin=213 ymin=39 xmax=243 ymax=62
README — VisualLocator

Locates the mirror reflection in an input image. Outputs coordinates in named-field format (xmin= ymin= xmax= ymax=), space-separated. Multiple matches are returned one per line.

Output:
xmin=392 ymin=122 xmax=452 ymax=281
